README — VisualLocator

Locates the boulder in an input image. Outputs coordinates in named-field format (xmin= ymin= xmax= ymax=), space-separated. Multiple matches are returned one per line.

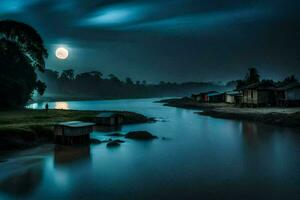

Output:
xmin=90 ymin=138 xmax=102 ymax=144
xmin=106 ymin=141 xmax=121 ymax=147
xmin=125 ymin=131 xmax=157 ymax=140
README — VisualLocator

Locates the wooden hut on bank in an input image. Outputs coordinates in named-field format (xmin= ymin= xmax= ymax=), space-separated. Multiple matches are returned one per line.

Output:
xmin=95 ymin=112 xmax=123 ymax=126
xmin=239 ymin=82 xmax=278 ymax=107
xmin=207 ymin=92 xmax=225 ymax=103
xmin=225 ymin=91 xmax=242 ymax=104
xmin=191 ymin=91 xmax=217 ymax=102
xmin=278 ymin=83 xmax=300 ymax=107
xmin=54 ymin=121 xmax=95 ymax=145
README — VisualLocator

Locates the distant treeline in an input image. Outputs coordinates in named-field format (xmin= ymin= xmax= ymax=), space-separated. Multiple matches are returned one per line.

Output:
xmin=36 ymin=69 xmax=235 ymax=101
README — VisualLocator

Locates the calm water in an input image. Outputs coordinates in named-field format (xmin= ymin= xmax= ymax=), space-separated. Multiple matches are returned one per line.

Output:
xmin=1 ymin=98 xmax=300 ymax=199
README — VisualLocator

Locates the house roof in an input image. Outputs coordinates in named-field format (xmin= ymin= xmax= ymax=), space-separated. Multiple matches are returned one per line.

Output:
xmin=278 ymin=83 xmax=300 ymax=91
xmin=239 ymin=82 xmax=277 ymax=91
xmin=208 ymin=92 xmax=223 ymax=97
xmin=57 ymin=121 xmax=95 ymax=128
xmin=96 ymin=112 xmax=121 ymax=118
xmin=225 ymin=91 xmax=240 ymax=95
xmin=192 ymin=91 xmax=218 ymax=96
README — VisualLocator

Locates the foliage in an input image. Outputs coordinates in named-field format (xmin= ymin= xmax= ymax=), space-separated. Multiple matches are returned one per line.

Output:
xmin=0 ymin=20 xmax=47 ymax=109
xmin=0 ymin=20 xmax=48 ymax=72
xmin=236 ymin=67 xmax=260 ymax=89
xmin=281 ymin=75 xmax=298 ymax=86
xmin=36 ymin=68 xmax=230 ymax=100
xmin=0 ymin=40 xmax=37 ymax=109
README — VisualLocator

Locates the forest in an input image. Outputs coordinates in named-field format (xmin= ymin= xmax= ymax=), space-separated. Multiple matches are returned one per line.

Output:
xmin=36 ymin=69 xmax=234 ymax=101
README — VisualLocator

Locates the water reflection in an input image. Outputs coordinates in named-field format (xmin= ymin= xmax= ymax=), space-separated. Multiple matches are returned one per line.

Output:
xmin=241 ymin=121 xmax=259 ymax=146
xmin=55 ymin=102 xmax=69 ymax=110
xmin=54 ymin=145 xmax=91 ymax=167
xmin=94 ymin=125 xmax=121 ymax=132
xmin=12 ymin=99 xmax=300 ymax=199
xmin=0 ymin=161 xmax=44 ymax=198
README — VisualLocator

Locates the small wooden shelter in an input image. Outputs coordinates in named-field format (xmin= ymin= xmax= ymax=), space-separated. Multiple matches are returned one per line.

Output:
xmin=54 ymin=121 xmax=95 ymax=145
xmin=191 ymin=91 xmax=217 ymax=102
xmin=95 ymin=112 xmax=123 ymax=126
xmin=239 ymin=82 xmax=278 ymax=107
xmin=225 ymin=91 xmax=242 ymax=104
xmin=207 ymin=92 xmax=225 ymax=103
xmin=278 ymin=83 xmax=300 ymax=106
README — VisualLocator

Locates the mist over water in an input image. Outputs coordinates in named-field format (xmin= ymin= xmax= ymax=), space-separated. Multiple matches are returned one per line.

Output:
xmin=1 ymin=98 xmax=299 ymax=199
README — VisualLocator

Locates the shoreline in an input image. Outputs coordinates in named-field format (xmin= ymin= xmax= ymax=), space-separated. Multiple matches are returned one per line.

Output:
xmin=0 ymin=109 xmax=153 ymax=151
xmin=29 ymin=96 xmax=178 ymax=104
xmin=158 ymin=97 xmax=300 ymax=128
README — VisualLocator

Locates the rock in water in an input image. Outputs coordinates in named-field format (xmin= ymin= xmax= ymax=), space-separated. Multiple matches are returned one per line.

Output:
xmin=90 ymin=138 xmax=102 ymax=144
xmin=106 ymin=141 xmax=121 ymax=147
xmin=125 ymin=131 xmax=157 ymax=140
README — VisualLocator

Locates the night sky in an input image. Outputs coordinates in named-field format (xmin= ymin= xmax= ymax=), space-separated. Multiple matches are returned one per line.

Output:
xmin=1 ymin=0 xmax=299 ymax=83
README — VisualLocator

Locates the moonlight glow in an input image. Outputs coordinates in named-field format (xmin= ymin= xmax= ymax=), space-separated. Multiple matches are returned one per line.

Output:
xmin=55 ymin=47 xmax=69 ymax=59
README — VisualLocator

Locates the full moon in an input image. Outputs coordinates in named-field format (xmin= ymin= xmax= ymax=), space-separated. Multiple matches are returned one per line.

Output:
xmin=55 ymin=47 xmax=69 ymax=59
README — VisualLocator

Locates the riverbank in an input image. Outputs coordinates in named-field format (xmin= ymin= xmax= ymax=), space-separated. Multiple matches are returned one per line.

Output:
xmin=0 ymin=109 xmax=152 ymax=150
xmin=200 ymin=107 xmax=300 ymax=127
xmin=158 ymin=97 xmax=300 ymax=127
xmin=156 ymin=97 xmax=232 ymax=110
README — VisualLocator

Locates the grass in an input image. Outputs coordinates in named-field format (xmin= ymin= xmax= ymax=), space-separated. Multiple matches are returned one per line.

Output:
xmin=0 ymin=109 xmax=151 ymax=150
xmin=0 ymin=109 xmax=98 ymax=134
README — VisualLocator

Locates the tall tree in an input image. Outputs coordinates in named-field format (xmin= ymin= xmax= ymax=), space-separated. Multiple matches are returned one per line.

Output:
xmin=0 ymin=20 xmax=48 ymax=72
xmin=245 ymin=67 xmax=260 ymax=84
xmin=282 ymin=75 xmax=298 ymax=85
xmin=60 ymin=69 xmax=74 ymax=81
xmin=0 ymin=40 xmax=38 ymax=108
xmin=0 ymin=20 xmax=47 ymax=109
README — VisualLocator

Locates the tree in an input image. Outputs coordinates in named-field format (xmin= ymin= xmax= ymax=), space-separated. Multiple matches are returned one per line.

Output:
xmin=60 ymin=69 xmax=74 ymax=81
xmin=0 ymin=20 xmax=47 ymax=109
xmin=0 ymin=40 xmax=37 ymax=108
xmin=126 ymin=77 xmax=134 ymax=85
xmin=236 ymin=67 xmax=260 ymax=90
xmin=282 ymin=75 xmax=298 ymax=85
xmin=89 ymin=71 xmax=103 ymax=80
xmin=0 ymin=20 xmax=48 ymax=72
xmin=245 ymin=67 xmax=260 ymax=84
xmin=36 ymin=80 xmax=46 ymax=95
xmin=108 ymin=74 xmax=121 ymax=84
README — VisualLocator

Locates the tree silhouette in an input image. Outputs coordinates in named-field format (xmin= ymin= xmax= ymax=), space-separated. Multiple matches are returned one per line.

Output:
xmin=0 ymin=20 xmax=48 ymax=72
xmin=245 ymin=67 xmax=260 ymax=84
xmin=0 ymin=40 xmax=37 ymax=108
xmin=282 ymin=75 xmax=298 ymax=85
xmin=126 ymin=77 xmax=134 ymax=85
xmin=60 ymin=69 xmax=74 ymax=81
xmin=0 ymin=20 xmax=47 ymax=109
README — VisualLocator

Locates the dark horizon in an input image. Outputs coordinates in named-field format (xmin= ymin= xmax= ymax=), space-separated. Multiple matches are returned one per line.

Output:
xmin=1 ymin=0 xmax=300 ymax=83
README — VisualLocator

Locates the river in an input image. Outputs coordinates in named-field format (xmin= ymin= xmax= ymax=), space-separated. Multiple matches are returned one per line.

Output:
xmin=0 ymin=98 xmax=299 ymax=199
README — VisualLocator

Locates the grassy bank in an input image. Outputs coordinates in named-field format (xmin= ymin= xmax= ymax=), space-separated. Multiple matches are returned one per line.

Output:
xmin=157 ymin=97 xmax=232 ymax=110
xmin=200 ymin=107 xmax=300 ymax=128
xmin=158 ymin=97 xmax=300 ymax=128
xmin=0 ymin=109 xmax=151 ymax=150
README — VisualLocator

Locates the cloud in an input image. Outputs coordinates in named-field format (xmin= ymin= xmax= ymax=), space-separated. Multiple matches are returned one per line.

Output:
xmin=122 ymin=7 xmax=269 ymax=35
xmin=77 ymin=2 xmax=154 ymax=27
xmin=0 ymin=0 xmax=41 ymax=14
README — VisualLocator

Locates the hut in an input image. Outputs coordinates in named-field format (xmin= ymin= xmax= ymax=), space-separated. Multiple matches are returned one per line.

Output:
xmin=54 ymin=121 xmax=95 ymax=145
xmin=239 ymin=82 xmax=278 ymax=107
xmin=191 ymin=91 xmax=217 ymax=102
xmin=207 ymin=92 xmax=225 ymax=103
xmin=225 ymin=91 xmax=242 ymax=104
xmin=278 ymin=83 xmax=300 ymax=107
xmin=95 ymin=112 xmax=123 ymax=126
